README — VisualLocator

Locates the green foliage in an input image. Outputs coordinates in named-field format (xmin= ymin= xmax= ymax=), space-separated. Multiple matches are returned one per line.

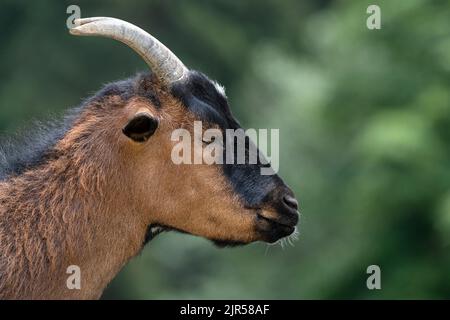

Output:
xmin=1 ymin=0 xmax=449 ymax=299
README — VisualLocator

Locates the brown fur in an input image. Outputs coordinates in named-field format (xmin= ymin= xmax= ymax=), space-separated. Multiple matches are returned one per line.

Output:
xmin=0 ymin=77 xmax=260 ymax=299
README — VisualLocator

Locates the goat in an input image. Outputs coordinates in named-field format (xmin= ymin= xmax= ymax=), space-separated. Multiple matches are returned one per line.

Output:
xmin=0 ymin=17 xmax=299 ymax=299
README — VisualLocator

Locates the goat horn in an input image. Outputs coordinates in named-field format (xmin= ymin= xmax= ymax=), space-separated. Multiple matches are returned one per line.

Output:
xmin=69 ymin=17 xmax=188 ymax=85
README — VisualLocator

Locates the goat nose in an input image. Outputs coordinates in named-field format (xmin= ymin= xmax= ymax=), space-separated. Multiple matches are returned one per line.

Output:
xmin=283 ymin=195 xmax=299 ymax=211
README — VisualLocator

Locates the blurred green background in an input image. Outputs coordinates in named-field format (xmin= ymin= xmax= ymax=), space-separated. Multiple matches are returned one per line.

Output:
xmin=1 ymin=0 xmax=449 ymax=299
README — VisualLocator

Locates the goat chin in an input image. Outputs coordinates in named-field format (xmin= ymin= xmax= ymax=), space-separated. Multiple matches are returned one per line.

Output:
xmin=143 ymin=223 xmax=248 ymax=248
xmin=212 ymin=240 xmax=247 ymax=248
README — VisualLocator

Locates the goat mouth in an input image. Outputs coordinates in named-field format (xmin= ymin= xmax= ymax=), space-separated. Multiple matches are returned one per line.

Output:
xmin=256 ymin=213 xmax=296 ymax=243
xmin=257 ymin=213 xmax=296 ymax=229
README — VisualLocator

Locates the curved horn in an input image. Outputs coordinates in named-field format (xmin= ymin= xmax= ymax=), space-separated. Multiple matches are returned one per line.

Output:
xmin=70 ymin=17 xmax=188 ymax=85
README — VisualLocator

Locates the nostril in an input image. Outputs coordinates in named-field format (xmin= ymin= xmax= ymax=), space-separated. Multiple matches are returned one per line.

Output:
xmin=283 ymin=195 xmax=298 ymax=211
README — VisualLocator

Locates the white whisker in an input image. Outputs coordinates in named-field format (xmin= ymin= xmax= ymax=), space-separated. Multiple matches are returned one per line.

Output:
xmin=265 ymin=226 xmax=300 ymax=251
xmin=264 ymin=244 xmax=271 ymax=256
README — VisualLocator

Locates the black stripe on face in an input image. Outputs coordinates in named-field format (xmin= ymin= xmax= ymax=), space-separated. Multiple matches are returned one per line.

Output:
xmin=171 ymin=71 xmax=240 ymax=130
xmin=171 ymin=70 xmax=289 ymax=209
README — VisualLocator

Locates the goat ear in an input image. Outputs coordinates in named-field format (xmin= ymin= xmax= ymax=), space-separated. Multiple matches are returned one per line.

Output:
xmin=122 ymin=113 xmax=159 ymax=142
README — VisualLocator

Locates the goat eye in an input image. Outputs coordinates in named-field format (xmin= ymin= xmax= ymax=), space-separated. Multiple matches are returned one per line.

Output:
xmin=122 ymin=113 xmax=158 ymax=142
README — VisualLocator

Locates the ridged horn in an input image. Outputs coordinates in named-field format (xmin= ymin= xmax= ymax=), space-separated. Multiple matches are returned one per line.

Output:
xmin=70 ymin=17 xmax=188 ymax=85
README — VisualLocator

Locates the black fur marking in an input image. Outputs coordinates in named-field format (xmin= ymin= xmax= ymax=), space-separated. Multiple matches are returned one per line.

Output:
xmin=172 ymin=71 xmax=240 ymax=129
xmin=172 ymin=70 xmax=290 ymax=208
